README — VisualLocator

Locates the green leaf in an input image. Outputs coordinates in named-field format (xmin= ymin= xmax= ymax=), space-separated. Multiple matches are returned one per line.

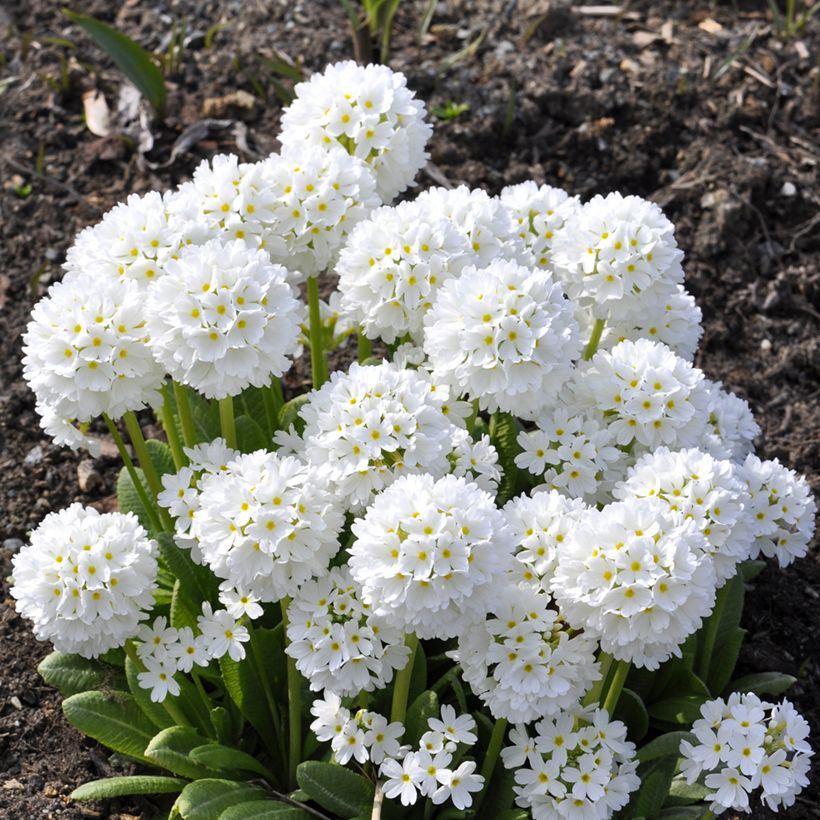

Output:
xmin=493 ymin=813 xmax=529 ymax=820
xmin=190 ymin=743 xmax=273 ymax=779
xmin=630 ymin=757 xmax=677 ymax=818
xmin=147 ymin=438 xmax=176 ymax=477
xmin=278 ymin=394 xmax=309 ymax=435
xmin=235 ymin=415 xmax=269 ymax=454
xmin=125 ymin=656 xmax=175 ymax=731
xmin=63 ymin=690 xmax=156 ymax=763
xmin=235 ymin=387 xmax=271 ymax=433
xmin=116 ymin=465 xmax=154 ymax=532
xmin=489 ymin=412 xmax=520 ymax=504
xmin=219 ymin=655 xmax=275 ymax=741
xmin=475 ymin=760 xmax=516 ymax=819
xmin=158 ymin=532 xmax=216 ymax=606
xmin=728 ymin=672 xmax=797 ymax=697
xmin=211 ymin=706 xmax=237 ymax=745
xmin=38 ymin=651 xmax=126 ymax=697
xmin=739 ymin=559 xmax=767 ymax=582
xmin=405 ymin=689 xmax=439 ymax=748
xmin=637 ymin=731 xmax=696 ymax=763
xmin=666 ymin=776 xmax=711 ymax=806
xmin=145 ymin=726 xmax=220 ymax=780
xmin=296 ymin=761 xmax=374 ymax=818
xmin=71 ymin=775 xmax=187 ymax=800
xmin=648 ymin=696 xmax=706 ymax=726
xmin=63 ymin=11 xmax=166 ymax=116
xmin=659 ymin=808 xmax=704 ymax=819
xmin=408 ymin=640 xmax=428 ymax=705
xmin=614 ymin=687 xmax=649 ymax=742
xmin=176 ymin=779 xmax=267 ymax=820
xmin=170 ymin=578 xmax=200 ymax=630
xmin=707 ymin=627 xmax=746 ymax=696
xmin=220 ymin=803 xmax=315 ymax=820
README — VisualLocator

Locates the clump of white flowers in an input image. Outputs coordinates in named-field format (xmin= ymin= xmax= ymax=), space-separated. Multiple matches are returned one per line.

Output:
xmin=680 ymin=693 xmax=813 ymax=814
xmin=11 ymin=505 xmax=158 ymax=658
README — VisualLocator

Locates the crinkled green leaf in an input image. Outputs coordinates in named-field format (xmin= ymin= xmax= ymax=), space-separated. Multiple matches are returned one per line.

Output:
xmin=235 ymin=414 xmax=269 ymax=454
xmin=637 ymin=731 xmax=696 ymax=763
xmin=220 ymin=802 xmax=315 ymax=820
xmin=729 ymin=671 xmax=796 ymax=697
xmin=176 ymin=779 xmax=268 ymax=820
xmin=145 ymin=726 xmax=220 ymax=780
xmin=614 ymin=687 xmax=649 ymax=742
xmin=707 ymin=627 xmax=746 ymax=697
xmin=296 ymin=761 xmax=374 ymax=818
xmin=71 ymin=775 xmax=187 ymax=800
xmin=190 ymin=742 xmax=272 ymax=779
xmin=405 ymin=689 xmax=438 ymax=748
xmin=38 ymin=651 xmax=126 ymax=697
xmin=125 ymin=656 xmax=175 ymax=731
xmin=648 ymin=695 xmax=707 ymax=726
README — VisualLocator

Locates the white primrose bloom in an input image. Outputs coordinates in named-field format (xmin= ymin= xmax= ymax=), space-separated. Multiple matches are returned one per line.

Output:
xmin=145 ymin=239 xmax=304 ymax=399
xmin=279 ymin=60 xmax=432 ymax=202
xmin=571 ymin=339 xmax=709 ymax=452
xmin=503 ymin=708 xmax=640 ymax=820
xmin=455 ymin=583 xmax=601 ymax=723
xmin=138 ymin=656 xmax=181 ymax=703
xmin=504 ymin=490 xmax=588 ymax=592
xmin=285 ymin=565 xmax=411 ymax=696
xmin=614 ymin=447 xmax=753 ymax=584
xmin=515 ymin=407 xmax=623 ymax=503
xmin=553 ymin=191 xmax=684 ymax=306
xmin=197 ymin=602 xmax=249 ymax=662
xmin=551 ymin=497 xmax=717 ymax=669
xmin=188 ymin=450 xmax=344 ymax=601
xmin=349 ymin=473 xmax=515 ymax=640
xmin=11 ymin=505 xmax=157 ymax=658
xmin=22 ymin=272 xmax=165 ymax=429
xmin=218 ymin=582 xmax=264 ymax=621
xmin=64 ymin=191 xmax=182 ymax=288
xmin=500 ymin=180 xmax=580 ymax=270
xmin=432 ymin=761 xmax=484 ymax=809
xmin=448 ymin=427 xmax=502 ymax=494
xmin=36 ymin=401 xmax=101 ymax=457
xmin=381 ymin=753 xmax=425 ymax=806
xmin=680 ymin=694 xmax=813 ymax=814
xmin=136 ymin=615 xmax=179 ymax=664
xmin=298 ymin=361 xmax=460 ymax=512
xmin=701 ymin=380 xmax=760 ymax=462
xmin=423 ymin=259 xmax=582 ymax=419
xmin=740 ymin=454 xmax=816 ymax=567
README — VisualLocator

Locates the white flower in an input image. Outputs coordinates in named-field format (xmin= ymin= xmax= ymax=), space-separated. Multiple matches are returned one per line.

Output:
xmin=364 ymin=714 xmax=405 ymax=765
xmin=218 ymin=582 xmax=264 ymax=621
xmin=188 ymin=450 xmax=344 ymax=601
xmin=553 ymin=192 xmax=684 ymax=306
xmin=145 ymin=239 xmax=304 ymax=399
xmin=11 ymin=505 xmax=157 ymax=659
xmin=279 ymin=60 xmax=432 ymax=202
xmin=427 ymin=705 xmax=478 ymax=746
xmin=381 ymin=753 xmax=424 ymax=806
xmin=23 ymin=273 xmax=165 ymax=429
xmin=349 ymin=473 xmax=515 ymax=640
xmin=449 ymin=428 xmax=502 ymax=494
xmin=571 ymin=339 xmax=709 ymax=452
xmin=740 ymin=454 xmax=816 ymax=567
xmin=456 ymin=584 xmax=601 ymax=723
xmin=137 ymin=655 xmax=180 ymax=703
xmin=36 ymin=402 xmax=101 ymax=456
xmin=700 ymin=380 xmax=760 ymax=462
xmin=552 ymin=497 xmax=717 ymax=669
xmin=136 ymin=615 xmax=178 ymax=663
xmin=285 ymin=566 xmax=411 ymax=696
xmin=504 ymin=708 xmax=640 ymax=820
xmin=615 ymin=447 xmax=753 ymax=584
xmin=298 ymin=361 xmax=459 ymax=511
xmin=432 ymin=761 xmax=484 ymax=809
xmin=169 ymin=626 xmax=210 ymax=673
xmin=309 ymin=692 xmax=350 ymax=742
xmin=423 ymin=259 xmax=581 ymax=418
xmin=500 ymin=180 xmax=580 ymax=270
xmin=197 ymin=602 xmax=249 ymax=661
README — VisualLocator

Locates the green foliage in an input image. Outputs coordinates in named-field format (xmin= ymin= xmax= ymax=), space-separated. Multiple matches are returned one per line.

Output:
xmin=190 ymin=742 xmax=274 ymax=780
xmin=220 ymin=802 xmax=316 ymax=819
xmin=614 ymin=687 xmax=649 ymax=742
xmin=38 ymin=651 xmax=126 ymax=697
xmin=145 ymin=726 xmax=221 ymax=780
xmin=175 ymin=778 xmax=268 ymax=819
xmin=404 ymin=689 xmax=439 ymax=748
xmin=636 ymin=731 xmax=696 ymax=763
xmin=729 ymin=671 xmax=797 ymax=697
xmin=116 ymin=464 xmax=154 ymax=532
xmin=296 ymin=761 xmax=375 ymax=818
xmin=433 ymin=101 xmax=470 ymax=120
xmin=71 ymin=775 xmax=187 ymax=800
xmin=235 ymin=415 xmax=269 ymax=453
xmin=125 ymin=656 xmax=176 ymax=731
xmin=489 ymin=412 xmax=521 ymax=504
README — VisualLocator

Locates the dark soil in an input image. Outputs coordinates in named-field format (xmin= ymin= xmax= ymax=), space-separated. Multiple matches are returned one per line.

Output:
xmin=1 ymin=1 xmax=818 ymax=818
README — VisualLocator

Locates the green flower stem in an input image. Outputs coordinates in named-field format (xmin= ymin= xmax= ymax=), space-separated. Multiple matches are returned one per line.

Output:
xmin=474 ymin=717 xmax=508 ymax=811
xmin=218 ymin=396 xmax=237 ymax=450
xmin=601 ymin=659 xmax=631 ymax=716
xmin=697 ymin=582 xmax=729 ymax=682
xmin=307 ymin=276 xmax=328 ymax=388
xmin=123 ymin=411 xmax=174 ymax=531
xmin=172 ymin=381 xmax=197 ymax=448
xmin=390 ymin=632 xmax=419 ymax=724
xmin=102 ymin=414 xmax=162 ymax=533
xmin=583 ymin=651 xmax=614 ymax=706
xmin=357 ymin=330 xmax=372 ymax=363
xmin=280 ymin=598 xmax=301 ymax=791
xmin=159 ymin=384 xmax=187 ymax=470
xmin=124 ymin=640 xmax=191 ymax=728
xmin=583 ymin=317 xmax=606 ymax=360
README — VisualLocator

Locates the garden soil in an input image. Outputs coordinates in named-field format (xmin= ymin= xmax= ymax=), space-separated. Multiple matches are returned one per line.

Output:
xmin=0 ymin=0 xmax=818 ymax=817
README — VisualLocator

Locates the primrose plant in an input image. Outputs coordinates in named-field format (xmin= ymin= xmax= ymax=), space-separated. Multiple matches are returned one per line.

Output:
xmin=13 ymin=59 xmax=816 ymax=820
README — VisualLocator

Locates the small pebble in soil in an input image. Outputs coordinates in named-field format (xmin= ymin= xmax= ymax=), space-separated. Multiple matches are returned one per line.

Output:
xmin=760 ymin=338 xmax=772 ymax=352
xmin=23 ymin=446 xmax=43 ymax=465
xmin=77 ymin=459 xmax=103 ymax=493
xmin=2 ymin=538 xmax=23 ymax=553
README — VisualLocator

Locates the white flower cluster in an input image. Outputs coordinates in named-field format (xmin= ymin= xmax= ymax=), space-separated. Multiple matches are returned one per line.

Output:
xmin=552 ymin=498 xmax=717 ymax=669
xmin=424 ymin=259 xmax=581 ymax=418
xmin=350 ymin=473 xmax=514 ymax=639
xmin=448 ymin=427 xmax=502 ymax=494
xmin=501 ymin=708 xmax=640 ymax=819
xmin=680 ymin=693 xmax=813 ymax=814
xmin=285 ymin=566 xmax=411 ymax=696
xmin=456 ymin=584 xmax=601 ymax=723
xmin=279 ymin=60 xmax=432 ymax=202
xmin=11 ymin=505 xmax=157 ymax=658
xmin=702 ymin=381 xmax=760 ymax=462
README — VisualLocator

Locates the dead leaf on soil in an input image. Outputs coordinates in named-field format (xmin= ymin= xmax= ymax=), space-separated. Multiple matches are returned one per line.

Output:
xmin=0 ymin=273 xmax=10 ymax=309
xmin=698 ymin=18 xmax=724 ymax=34
xmin=82 ymin=89 xmax=111 ymax=137
xmin=201 ymin=89 xmax=256 ymax=118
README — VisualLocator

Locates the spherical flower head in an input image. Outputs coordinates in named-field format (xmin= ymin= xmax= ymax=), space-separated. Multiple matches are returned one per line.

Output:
xmin=349 ymin=473 xmax=516 ymax=640
xmin=145 ymin=238 xmax=304 ymax=399
xmin=503 ymin=707 xmax=640 ymax=819
xmin=504 ymin=490 xmax=588 ymax=592
xmin=739 ymin=454 xmax=816 ymax=567
xmin=64 ymin=191 xmax=182 ymax=289
xmin=298 ymin=361 xmax=459 ymax=512
xmin=456 ymin=583 xmax=601 ymax=723
xmin=189 ymin=450 xmax=345 ymax=601
xmin=701 ymin=380 xmax=760 ymax=462
xmin=680 ymin=694 xmax=813 ymax=815
xmin=615 ymin=447 xmax=753 ymax=584
xmin=11 ymin=504 xmax=158 ymax=658
xmin=336 ymin=200 xmax=470 ymax=344
xmin=553 ymin=191 xmax=684 ymax=305
xmin=286 ymin=566 xmax=411 ymax=696
xmin=552 ymin=497 xmax=717 ymax=669
xmin=423 ymin=259 xmax=582 ymax=418
xmin=572 ymin=338 xmax=709 ymax=452
xmin=279 ymin=60 xmax=432 ymax=202
xmin=23 ymin=272 xmax=165 ymax=428
xmin=500 ymin=181 xmax=580 ymax=270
